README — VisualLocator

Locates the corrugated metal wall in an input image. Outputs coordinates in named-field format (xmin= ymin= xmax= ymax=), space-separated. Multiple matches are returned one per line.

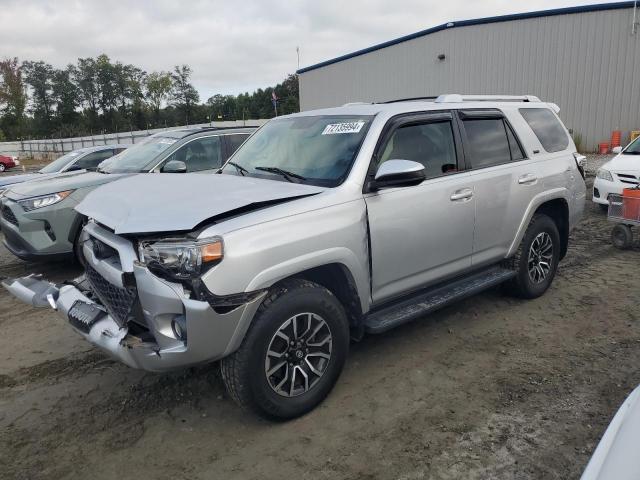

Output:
xmin=299 ymin=7 xmax=640 ymax=151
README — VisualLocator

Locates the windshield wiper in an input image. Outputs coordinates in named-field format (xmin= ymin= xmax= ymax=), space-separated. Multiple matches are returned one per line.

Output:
xmin=255 ymin=166 xmax=306 ymax=182
xmin=226 ymin=161 xmax=249 ymax=176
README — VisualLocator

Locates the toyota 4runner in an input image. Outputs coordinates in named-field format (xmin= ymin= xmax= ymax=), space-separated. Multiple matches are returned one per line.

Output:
xmin=3 ymin=94 xmax=586 ymax=419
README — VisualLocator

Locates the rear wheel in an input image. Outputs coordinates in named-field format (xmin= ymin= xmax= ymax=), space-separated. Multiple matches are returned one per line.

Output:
xmin=599 ymin=203 xmax=609 ymax=213
xmin=220 ymin=279 xmax=349 ymax=420
xmin=504 ymin=214 xmax=561 ymax=299
xmin=0 ymin=163 xmax=5 ymax=172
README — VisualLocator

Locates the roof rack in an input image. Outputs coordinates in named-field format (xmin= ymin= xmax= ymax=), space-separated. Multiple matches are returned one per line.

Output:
xmin=342 ymin=102 xmax=375 ymax=106
xmin=381 ymin=96 xmax=438 ymax=104
xmin=434 ymin=94 xmax=541 ymax=103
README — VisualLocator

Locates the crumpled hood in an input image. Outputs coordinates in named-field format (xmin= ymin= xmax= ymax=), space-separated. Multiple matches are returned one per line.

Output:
xmin=76 ymin=173 xmax=325 ymax=234
xmin=605 ymin=153 xmax=640 ymax=173
xmin=6 ymin=171 xmax=128 ymax=199
xmin=0 ymin=172 xmax=48 ymax=188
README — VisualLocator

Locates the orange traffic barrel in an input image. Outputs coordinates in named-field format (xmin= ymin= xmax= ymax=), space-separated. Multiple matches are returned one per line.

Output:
xmin=622 ymin=188 xmax=640 ymax=221
xmin=611 ymin=130 xmax=622 ymax=147
xmin=599 ymin=142 xmax=610 ymax=154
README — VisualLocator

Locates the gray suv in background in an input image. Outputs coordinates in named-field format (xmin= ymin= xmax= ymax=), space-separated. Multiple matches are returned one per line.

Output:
xmin=0 ymin=144 xmax=128 ymax=195
xmin=0 ymin=127 xmax=254 ymax=262
xmin=4 ymin=95 xmax=586 ymax=419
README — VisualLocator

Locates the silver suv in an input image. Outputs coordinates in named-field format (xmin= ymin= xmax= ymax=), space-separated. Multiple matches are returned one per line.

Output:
xmin=4 ymin=94 xmax=586 ymax=419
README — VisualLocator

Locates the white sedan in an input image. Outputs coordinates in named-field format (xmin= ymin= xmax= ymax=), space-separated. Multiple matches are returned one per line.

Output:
xmin=593 ymin=138 xmax=640 ymax=211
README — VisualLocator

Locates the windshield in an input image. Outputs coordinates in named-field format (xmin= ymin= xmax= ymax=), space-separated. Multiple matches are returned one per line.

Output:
xmin=624 ymin=136 xmax=640 ymax=155
xmin=99 ymin=136 xmax=177 ymax=173
xmin=39 ymin=151 xmax=81 ymax=173
xmin=221 ymin=115 xmax=373 ymax=186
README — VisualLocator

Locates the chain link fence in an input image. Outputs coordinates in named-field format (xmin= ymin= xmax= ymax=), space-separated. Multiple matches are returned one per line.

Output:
xmin=0 ymin=120 xmax=268 ymax=160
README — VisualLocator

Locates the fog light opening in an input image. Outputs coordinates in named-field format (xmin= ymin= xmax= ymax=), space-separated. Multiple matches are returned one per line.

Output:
xmin=172 ymin=316 xmax=187 ymax=342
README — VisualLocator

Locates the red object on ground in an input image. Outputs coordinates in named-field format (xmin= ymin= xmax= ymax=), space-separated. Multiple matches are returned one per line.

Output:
xmin=611 ymin=130 xmax=622 ymax=148
xmin=599 ymin=142 xmax=610 ymax=154
xmin=0 ymin=154 xmax=16 ymax=172
xmin=622 ymin=188 xmax=640 ymax=221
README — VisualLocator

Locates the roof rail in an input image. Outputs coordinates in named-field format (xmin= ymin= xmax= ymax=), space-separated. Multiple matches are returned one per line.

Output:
xmin=434 ymin=94 xmax=541 ymax=103
xmin=342 ymin=102 xmax=374 ymax=106
xmin=381 ymin=96 xmax=438 ymax=104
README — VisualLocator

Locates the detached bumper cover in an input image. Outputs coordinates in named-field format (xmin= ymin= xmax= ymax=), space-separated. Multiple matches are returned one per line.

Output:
xmin=2 ymin=271 xmax=266 ymax=372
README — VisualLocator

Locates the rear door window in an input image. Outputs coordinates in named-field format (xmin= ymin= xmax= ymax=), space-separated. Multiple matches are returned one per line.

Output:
xmin=226 ymin=134 xmax=250 ymax=157
xmin=74 ymin=150 xmax=115 ymax=170
xmin=519 ymin=108 xmax=569 ymax=152
xmin=461 ymin=118 xmax=512 ymax=168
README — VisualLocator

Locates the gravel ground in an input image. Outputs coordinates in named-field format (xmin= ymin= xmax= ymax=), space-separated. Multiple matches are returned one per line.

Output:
xmin=1 ymin=155 xmax=639 ymax=480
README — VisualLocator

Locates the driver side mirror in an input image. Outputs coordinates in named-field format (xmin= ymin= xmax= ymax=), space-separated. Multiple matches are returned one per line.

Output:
xmin=66 ymin=164 xmax=83 ymax=172
xmin=612 ymin=146 xmax=623 ymax=155
xmin=162 ymin=160 xmax=187 ymax=173
xmin=370 ymin=159 xmax=425 ymax=191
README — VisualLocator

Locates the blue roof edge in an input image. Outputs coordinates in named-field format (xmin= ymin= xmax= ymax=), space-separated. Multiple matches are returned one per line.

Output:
xmin=297 ymin=1 xmax=636 ymax=74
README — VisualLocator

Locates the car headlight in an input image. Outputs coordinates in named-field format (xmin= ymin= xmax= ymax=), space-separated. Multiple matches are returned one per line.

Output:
xmin=18 ymin=190 xmax=73 ymax=211
xmin=596 ymin=169 xmax=614 ymax=182
xmin=138 ymin=237 xmax=223 ymax=281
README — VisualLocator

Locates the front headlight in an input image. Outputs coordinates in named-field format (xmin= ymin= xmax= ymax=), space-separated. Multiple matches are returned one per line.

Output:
xmin=596 ymin=169 xmax=614 ymax=182
xmin=18 ymin=190 xmax=73 ymax=211
xmin=138 ymin=237 xmax=223 ymax=281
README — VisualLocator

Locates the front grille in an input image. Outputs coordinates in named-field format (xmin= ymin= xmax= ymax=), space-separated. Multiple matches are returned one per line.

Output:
xmin=85 ymin=263 xmax=137 ymax=327
xmin=615 ymin=173 xmax=640 ymax=185
xmin=2 ymin=205 xmax=18 ymax=227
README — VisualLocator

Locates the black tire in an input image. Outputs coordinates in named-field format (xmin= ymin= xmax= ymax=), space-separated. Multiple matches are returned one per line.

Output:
xmin=599 ymin=203 xmax=609 ymax=213
xmin=611 ymin=224 xmax=633 ymax=249
xmin=0 ymin=163 xmax=5 ymax=172
xmin=220 ymin=278 xmax=349 ymax=420
xmin=504 ymin=214 xmax=561 ymax=299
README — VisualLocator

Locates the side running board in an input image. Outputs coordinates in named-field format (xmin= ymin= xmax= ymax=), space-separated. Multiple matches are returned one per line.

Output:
xmin=364 ymin=266 xmax=516 ymax=334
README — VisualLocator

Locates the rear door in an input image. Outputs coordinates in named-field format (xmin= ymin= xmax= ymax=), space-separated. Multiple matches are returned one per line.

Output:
xmin=364 ymin=111 xmax=476 ymax=304
xmin=457 ymin=109 xmax=543 ymax=266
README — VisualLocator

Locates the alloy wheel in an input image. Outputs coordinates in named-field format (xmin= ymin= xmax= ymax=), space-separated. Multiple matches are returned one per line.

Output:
xmin=265 ymin=312 xmax=333 ymax=397
xmin=528 ymin=232 xmax=554 ymax=284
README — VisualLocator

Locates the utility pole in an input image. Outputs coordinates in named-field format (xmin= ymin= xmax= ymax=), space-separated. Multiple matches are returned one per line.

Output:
xmin=296 ymin=46 xmax=300 ymax=70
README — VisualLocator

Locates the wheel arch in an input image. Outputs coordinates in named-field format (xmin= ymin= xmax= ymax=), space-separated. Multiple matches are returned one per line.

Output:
xmin=508 ymin=189 xmax=571 ymax=260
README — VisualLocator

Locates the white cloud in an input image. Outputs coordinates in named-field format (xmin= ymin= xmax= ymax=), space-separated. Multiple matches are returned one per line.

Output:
xmin=0 ymin=0 xmax=614 ymax=99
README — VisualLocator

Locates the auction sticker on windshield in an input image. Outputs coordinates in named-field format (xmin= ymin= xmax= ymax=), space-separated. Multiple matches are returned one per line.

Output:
xmin=322 ymin=121 xmax=365 ymax=135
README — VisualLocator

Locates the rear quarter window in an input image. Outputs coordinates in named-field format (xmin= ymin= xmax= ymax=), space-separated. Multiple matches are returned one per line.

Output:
xmin=519 ymin=108 xmax=569 ymax=153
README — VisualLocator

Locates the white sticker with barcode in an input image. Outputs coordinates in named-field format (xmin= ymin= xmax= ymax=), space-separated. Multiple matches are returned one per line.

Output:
xmin=321 ymin=121 xmax=365 ymax=135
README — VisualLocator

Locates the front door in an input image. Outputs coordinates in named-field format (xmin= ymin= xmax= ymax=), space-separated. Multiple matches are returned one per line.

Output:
xmin=364 ymin=112 xmax=476 ymax=304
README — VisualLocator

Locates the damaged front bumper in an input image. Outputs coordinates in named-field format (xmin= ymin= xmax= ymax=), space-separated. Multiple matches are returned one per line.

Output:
xmin=2 ymin=222 xmax=266 ymax=372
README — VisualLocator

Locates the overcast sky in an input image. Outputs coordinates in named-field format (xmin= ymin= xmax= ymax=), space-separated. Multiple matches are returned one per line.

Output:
xmin=0 ymin=0 xmax=621 ymax=100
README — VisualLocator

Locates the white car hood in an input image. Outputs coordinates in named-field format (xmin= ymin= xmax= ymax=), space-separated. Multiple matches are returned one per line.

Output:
xmin=581 ymin=386 xmax=640 ymax=480
xmin=604 ymin=153 xmax=640 ymax=173
xmin=76 ymin=173 xmax=325 ymax=234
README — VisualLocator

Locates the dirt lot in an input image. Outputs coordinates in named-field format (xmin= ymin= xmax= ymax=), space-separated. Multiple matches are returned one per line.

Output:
xmin=1 ymin=158 xmax=639 ymax=480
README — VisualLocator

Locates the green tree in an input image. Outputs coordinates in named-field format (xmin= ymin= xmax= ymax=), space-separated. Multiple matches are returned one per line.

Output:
xmin=145 ymin=71 xmax=172 ymax=125
xmin=52 ymin=65 xmax=80 ymax=133
xmin=75 ymin=57 xmax=99 ymax=126
xmin=170 ymin=65 xmax=199 ymax=124
xmin=22 ymin=60 xmax=55 ymax=135
xmin=0 ymin=57 xmax=27 ymax=139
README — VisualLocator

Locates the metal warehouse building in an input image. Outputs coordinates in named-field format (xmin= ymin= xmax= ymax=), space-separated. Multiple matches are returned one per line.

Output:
xmin=297 ymin=2 xmax=640 ymax=151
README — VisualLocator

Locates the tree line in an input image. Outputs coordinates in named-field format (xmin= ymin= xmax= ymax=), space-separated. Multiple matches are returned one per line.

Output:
xmin=0 ymin=55 xmax=300 ymax=141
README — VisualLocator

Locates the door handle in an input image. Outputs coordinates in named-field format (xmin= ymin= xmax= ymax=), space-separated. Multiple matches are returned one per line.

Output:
xmin=518 ymin=173 xmax=538 ymax=185
xmin=450 ymin=188 xmax=473 ymax=201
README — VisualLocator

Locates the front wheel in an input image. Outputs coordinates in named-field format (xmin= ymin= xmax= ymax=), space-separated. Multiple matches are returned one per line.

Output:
xmin=220 ymin=279 xmax=349 ymax=420
xmin=0 ymin=163 xmax=5 ymax=172
xmin=504 ymin=214 xmax=561 ymax=299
